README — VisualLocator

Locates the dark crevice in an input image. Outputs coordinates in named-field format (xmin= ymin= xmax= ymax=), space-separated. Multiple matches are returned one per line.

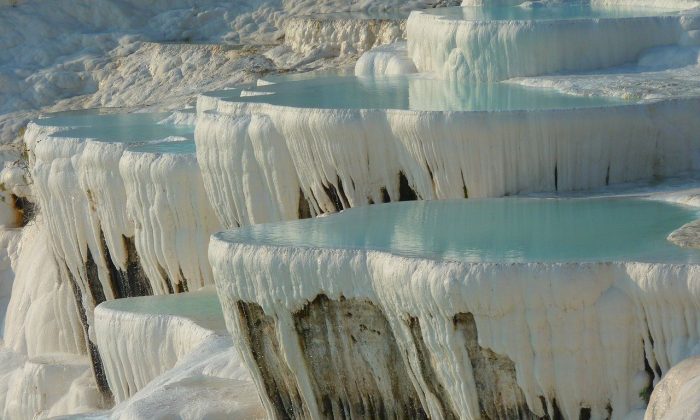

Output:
xmin=10 ymin=194 xmax=33 ymax=226
xmin=554 ymin=164 xmax=559 ymax=191
xmin=398 ymin=171 xmax=418 ymax=201
xmin=336 ymin=177 xmax=351 ymax=209
xmin=123 ymin=236 xmax=153 ymax=296
xmin=605 ymin=165 xmax=610 ymax=186
xmin=322 ymin=182 xmax=344 ymax=212
xmin=297 ymin=189 xmax=312 ymax=219
xmin=85 ymin=248 xmax=106 ymax=306
xmin=646 ymin=328 xmax=663 ymax=378
xmin=407 ymin=317 xmax=459 ymax=419
xmin=579 ymin=407 xmax=592 ymax=420
xmin=460 ymin=170 xmax=469 ymax=199
xmin=641 ymin=343 xmax=656 ymax=405
xmin=426 ymin=162 xmax=435 ymax=190
xmin=158 ymin=264 xmax=175 ymax=295
xmin=103 ymin=233 xmax=152 ymax=299
xmin=380 ymin=187 xmax=391 ymax=203
xmin=65 ymin=266 xmax=113 ymax=404
xmin=236 ymin=301 xmax=306 ymax=420
xmin=176 ymin=268 xmax=188 ymax=293
xmin=293 ymin=294 xmax=428 ymax=419
xmin=454 ymin=313 xmax=539 ymax=419
xmin=551 ymin=399 xmax=564 ymax=420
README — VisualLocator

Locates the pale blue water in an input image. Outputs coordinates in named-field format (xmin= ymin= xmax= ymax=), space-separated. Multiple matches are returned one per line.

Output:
xmin=54 ymin=125 xmax=193 ymax=143
xmin=222 ymin=198 xmax=700 ymax=263
xmin=37 ymin=110 xmax=195 ymax=146
xmin=36 ymin=110 xmax=169 ymax=128
xmin=99 ymin=289 xmax=224 ymax=330
xmin=229 ymin=74 xmax=624 ymax=111
xmin=127 ymin=139 xmax=195 ymax=154
xmin=426 ymin=3 xmax=678 ymax=21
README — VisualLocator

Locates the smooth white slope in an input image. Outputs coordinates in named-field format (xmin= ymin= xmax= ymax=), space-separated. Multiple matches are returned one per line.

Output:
xmin=1 ymin=222 xmax=105 ymax=419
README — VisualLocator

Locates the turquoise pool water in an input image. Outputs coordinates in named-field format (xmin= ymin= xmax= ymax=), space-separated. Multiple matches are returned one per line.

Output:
xmin=98 ymin=289 xmax=224 ymax=331
xmin=424 ymin=3 xmax=679 ymax=22
xmin=36 ymin=110 xmax=169 ymax=128
xmin=221 ymin=198 xmax=700 ymax=263
xmin=127 ymin=139 xmax=195 ymax=154
xmin=228 ymin=74 xmax=624 ymax=111
xmin=37 ymin=110 xmax=195 ymax=145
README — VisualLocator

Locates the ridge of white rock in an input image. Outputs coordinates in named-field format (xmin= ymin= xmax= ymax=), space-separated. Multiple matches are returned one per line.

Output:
xmin=119 ymin=150 xmax=220 ymax=294
xmin=284 ymin=13 xmax=406 ymax=57
xmin=508 ymin=43 xmax=700 ymax=101
xmin=196 ymin=95 xmax=700 ymax=228
xmin=25 ymin=115 xmax=219 ymax=400
xmin=408 ymin=6 xmax=685 ymax=81
xmin=210 ymin=209 xmax=700 ymax=419
xmin=94 ymin=289 xmax=226 ymax=402
xmin=460 ymin=0 xmax=700 ymax=12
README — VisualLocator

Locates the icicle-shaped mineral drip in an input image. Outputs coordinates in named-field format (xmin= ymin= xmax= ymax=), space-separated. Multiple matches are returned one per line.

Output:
xmin=120 ymin=151 xmax=221 ymax=293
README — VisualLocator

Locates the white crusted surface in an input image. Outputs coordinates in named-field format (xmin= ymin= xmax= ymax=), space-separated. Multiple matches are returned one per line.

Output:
xmin=210 ymin=232 xmax=700 ymax=419
xmin=355 ymin=42 xmax=418 ymax=76
xmin=196 ymin=96 xmax=700 ymax=227
xmin=408 ymin=9 xmax=684 ymax=81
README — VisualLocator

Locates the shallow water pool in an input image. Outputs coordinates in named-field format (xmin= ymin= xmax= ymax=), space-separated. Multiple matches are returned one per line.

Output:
xmin=227 ymin=73 xmax=625 ymax=111
xmin=222 ymin=198 xmax=700 ymax=264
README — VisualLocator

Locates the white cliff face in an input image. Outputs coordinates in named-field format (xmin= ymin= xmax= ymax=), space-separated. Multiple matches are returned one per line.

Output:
xmin=119 ymin=151 xmax=220 ymax=294
xmin=210 ymin=209 xmax=700 ymax=419
xmin=408 ymin=7 xmax=685 ymax=81
xmin=3 ymin=222 xmax=84 ymax=358
xmin=4 ymin=0 xmax=700 ymax=417
xmin=0 ymin=227 xmax=21 ymax=338
xmin=3 ymin=354 xmax=104 ymax=419
xmin=23 ymin=113 xmax=220 ymax=405
xmin=196 ymin=96 xmax=700 ymax=228
xmin=0 ymin=221 xmax=105 ymax=419
xmin=284 ymin=14 xmax=406 ymax=57
xmin=27 ymin=115 xmax=219 ymax=299
xmin=195 ymin=110 xmax=304 ymax=228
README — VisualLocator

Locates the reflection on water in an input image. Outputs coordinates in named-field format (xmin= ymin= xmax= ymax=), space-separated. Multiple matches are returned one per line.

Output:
xmin=127 ymin=139 xmax=195 ymax=154
xmin=36 ymin=110 xmax=195 ymax=146
xmin=230 ymin=73 xmax=625 ymax=111
xmin=98 ymin=289 xmax=224 ymax=331
xmin=223 ymin=198 xmax=700 ymax=263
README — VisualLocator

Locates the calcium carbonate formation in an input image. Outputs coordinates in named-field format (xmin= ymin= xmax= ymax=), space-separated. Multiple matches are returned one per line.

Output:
xmin=2 ymin=0 xmax=700 ymax=418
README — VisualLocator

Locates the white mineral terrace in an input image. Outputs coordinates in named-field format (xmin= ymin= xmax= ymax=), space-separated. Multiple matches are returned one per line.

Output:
xmin=408 ymin=3 xmax=697 ymax=81
xmin=22 ymin=110 xmax=219 ymax=404
xmin=4 ymin=0 xmax=700 ymax=417
xmin=93 ymin=288 xmax=265 ymax=418
xmin=196 ymin=72 xmax=700 ymax=229
xmin=210 ymin=197 xmax=700 ymax=419
xmin=94 ymin=288 xmax=226 ymax=402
